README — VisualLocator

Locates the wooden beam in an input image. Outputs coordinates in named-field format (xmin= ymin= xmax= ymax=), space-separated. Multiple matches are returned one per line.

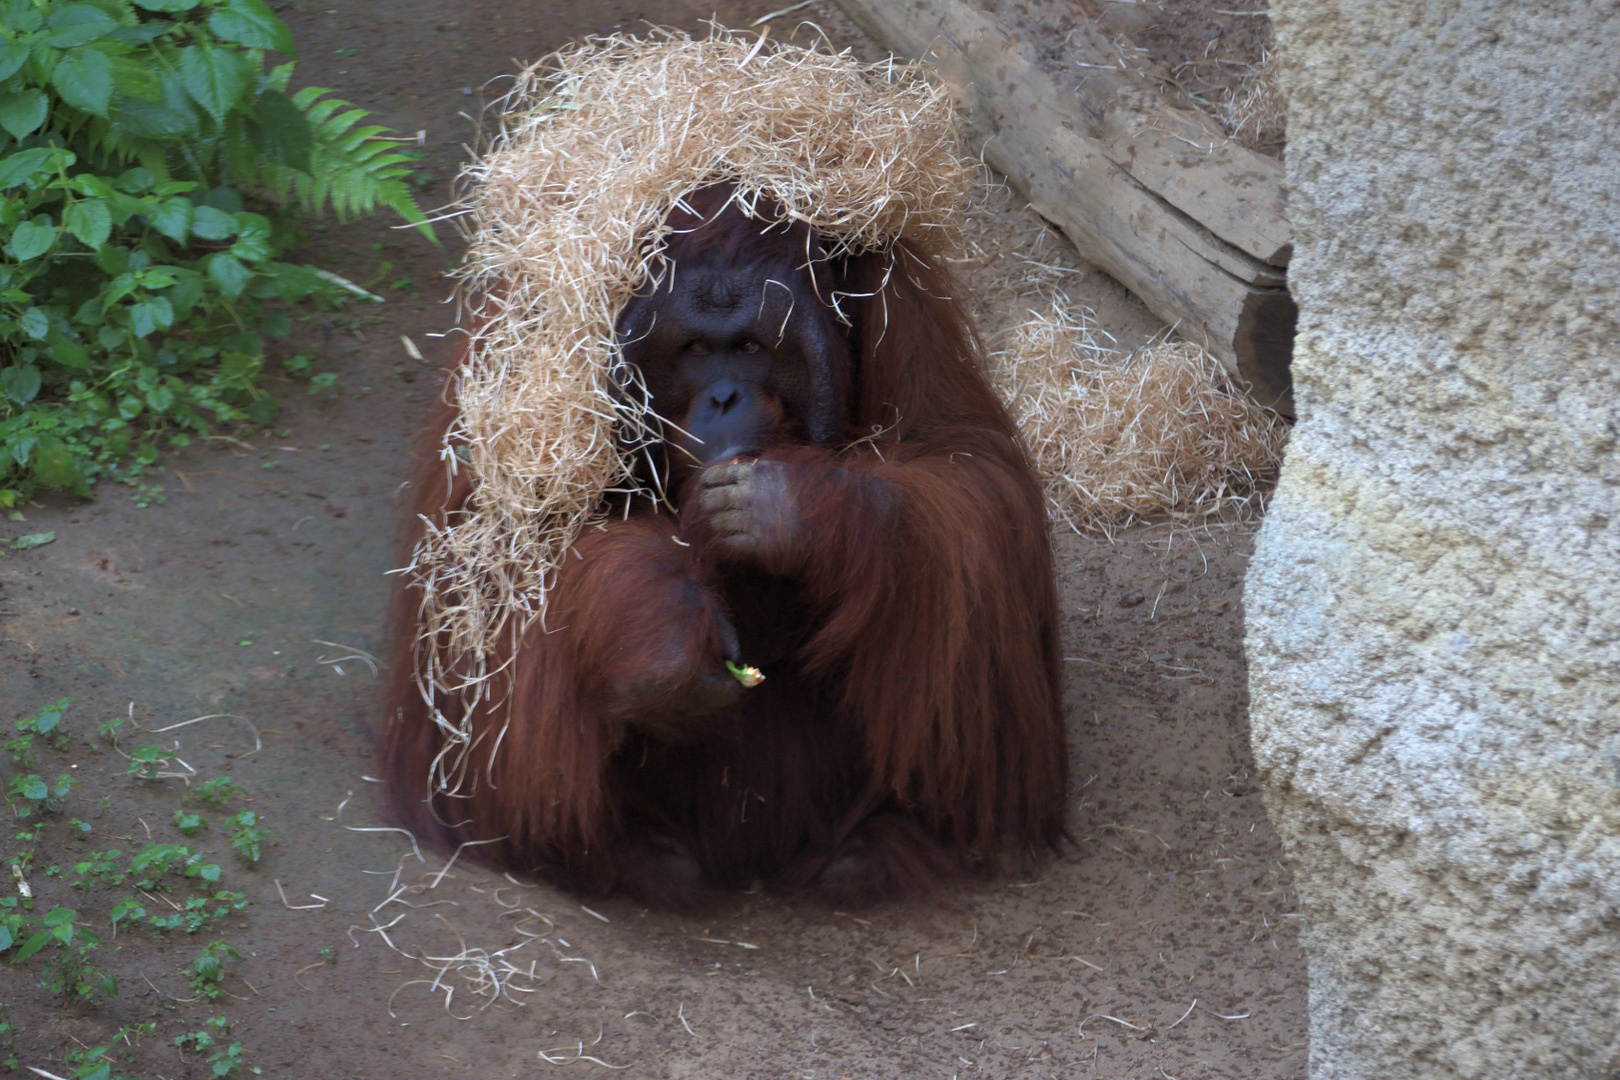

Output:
xmin=835 ymin=0 xmax=1295 ymax=413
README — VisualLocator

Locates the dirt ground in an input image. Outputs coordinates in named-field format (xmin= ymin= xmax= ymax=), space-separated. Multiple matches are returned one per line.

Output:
xmin=0 ymin=1 xmax=1305 ymax=1077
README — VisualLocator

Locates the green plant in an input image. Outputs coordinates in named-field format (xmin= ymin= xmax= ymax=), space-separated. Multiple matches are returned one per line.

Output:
xmin=147 ymin=888 xmax=245 ymax=933
xmin=70 ymin=846 xmax=123 ymax=888
xmin=63 ymin=1021 xmax=152 ymax=1080
xmin=222 ymin=807 xmax=263 ymax=862
xmin=0 ymin=0 xmax=436 ymax=506
xmin=6 ymin=770 xmax=74 ymax=817
xmin=108 ymin=894 xmax=143 ymax=930
xmin=186 ymin=774 xmax=244 ymax=807
xmin=124 ymin=743 xmax=177 ymax=779
xmin=128 ymin=841 xmax=220 ymax=887
xmin=186 ymin=938 xmax=239 ymax=1000
xmin=5 ymin=905 xmax=117 ymax=1003
xmin=176 ymin=1016 xmax=247 ymax=1077
xmin=5 ymin=696 xmax=73 ymax=765
xmin=7 ymin=829 xmax=35 ymax=876
xmin=171 ymin=807 xmax=206 ymax=834
xmin=0 ymin=1005 xmax=17 ymax=1071
xmin=0 ymin=896 xmax=23 ymax=951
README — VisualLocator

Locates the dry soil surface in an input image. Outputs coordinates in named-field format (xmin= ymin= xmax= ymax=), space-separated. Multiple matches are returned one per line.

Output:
xmin=0 ymin=2 xmax=1305 ymax=1077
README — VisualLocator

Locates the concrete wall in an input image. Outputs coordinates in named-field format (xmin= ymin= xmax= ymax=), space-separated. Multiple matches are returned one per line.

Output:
xmin=1246 ymin=4 xmax=1620 ymax=1077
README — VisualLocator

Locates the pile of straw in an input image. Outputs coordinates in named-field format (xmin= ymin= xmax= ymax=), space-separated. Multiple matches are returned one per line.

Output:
xmin=408 ymin=27 xmax=970 ymax=784
xmin=1218 ymin=50 xmax=1286 ymax=151
xmin=990 ymin=300 xmax=1288 ymax=534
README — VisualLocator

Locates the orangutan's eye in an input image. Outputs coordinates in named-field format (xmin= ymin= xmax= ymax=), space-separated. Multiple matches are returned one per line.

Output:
xmin=739 ymin=340 xmax=762 ymax=354
xmin=685 ymin=340 xmax=711 ymax=355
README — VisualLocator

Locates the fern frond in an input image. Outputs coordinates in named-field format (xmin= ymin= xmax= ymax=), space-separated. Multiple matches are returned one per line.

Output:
xmin=272 ymin=88 xmax=437 ymax=243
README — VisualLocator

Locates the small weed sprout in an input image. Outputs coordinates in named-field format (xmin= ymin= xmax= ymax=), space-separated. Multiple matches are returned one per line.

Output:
xmin=188 ymin=940 xmax=243 ymax=1001
xmin=129 ymin=844 xmax=222 ymax=889
xmin=0 ymin=1006 xmax=16 ymax=1071
xmin=173 ymin=809 xmax=209 ymax=836
xmin=125 ymin=745 xmax=175 ymax=780
xmin=149 ymin=892 xmax=248 ymax=935
xmin=70 ymin=850 xmax=125 ymax=890
xmin=176 ymin=1017 xmax=250 ymax=1078
xmin=224 ymin=810 xmax=268 ymax=863
xmin=96 ymin=714 xmax=126 ymax=744
xmin=8 ymin=906 xmax=118 ymax=1004
xmin=109 ymin=897 xmax=146 ymax=932
xmin=7 ymin=772 xmax=76 ymax=818
xmin=188 ymin=776 xmax=248 ymax=809
xmin=63 ymin=1021 xmax=154 ymax=1080
xmin=7 ymin=698 xmax=74 ymax=767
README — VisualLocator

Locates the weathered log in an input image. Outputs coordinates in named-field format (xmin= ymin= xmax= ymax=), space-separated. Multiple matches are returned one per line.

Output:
xmin=833 ymin=0 xmax=1296 ymax=413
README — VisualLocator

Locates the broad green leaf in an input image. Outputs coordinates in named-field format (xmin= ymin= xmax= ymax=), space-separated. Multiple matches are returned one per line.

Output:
xmin=111 ymin=96 xmax=195 ymax=139
xmin=0 ymin=923 xmax=12 ymax=952
xmin=19 ymin=308 xmax=48 ymax=339
xmin=114 ymin=167 xmax=157 ymax=193
xmin=229 ymin=211 xmax=272 ymax=261
xmin=190 ymin=204 xmax=236 ymax=240
xmin=64 ymin=198 xmax=111 ymax=248
xmin=178 ymin=44 xmax=248 ymax=124
xmin=1 ymin=2 xmax=43 ymax=33
xmin=207 ymin=0 xmax=294 ymax=54
xmin=9 ymin=532 xmax=52 ymax=550
xmin=18 ymin=776 xmax=48 ymax=800
xmin=166 ymin=273 xmax=203 ymax=315
xmin=7 ymin=217 xmax=56 ymax=261
xmin=102 ymin=270 xmax=140 ymax=307
xmin=104 ymin=192 xmax=144 ymax=228
xmin=8 ymin=435 xmax=35 ymax=467
xmin=45 ymin=4 xmax=117 ymax=48
xmin=0 ymin=88 xmax=48 ymax=139
xmin=137 ymin=265 xmax=181 ymax=288
xmin=201 ymin=186 xmax=242 ymax=213
xmin=68 ymin=173 xmax=114 ymax=199
xmin=145 ymin=384 xmax=174 ymax=412
xmin=108 ymin=22 xmax=168 ymax=43
xmin=206 ymin=252 xmax=251 ymax=297
xmin=132 ymin=0 xmax=199 ymax=9
xmin=251 ymin=87 xmax=310 ymax=172
xmin=128 ymin=296 xmax=173 ymax=337
xmin=0 ymin=41 xmax=29 ymax=83
xmin=1 ymin=364 xmax=41 ymax=404
xmin=0 ymin=147 xmax=61 ymax=189
xmin=150 ymin=197 xmax=193 ymax=243
xmin=11 ymin=928 xmax=53 ymax=962
xmin=51 ymin=48 xmax=114 ymax=117
xmin=42 ymin=906 xmax=76 ymax=927
xmin=51 ymin=337 xmax=90 ymax=369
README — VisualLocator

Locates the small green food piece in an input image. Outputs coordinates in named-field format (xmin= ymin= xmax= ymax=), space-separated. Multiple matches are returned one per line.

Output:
xmin=725 ymin=661 xmax=765 ymax=689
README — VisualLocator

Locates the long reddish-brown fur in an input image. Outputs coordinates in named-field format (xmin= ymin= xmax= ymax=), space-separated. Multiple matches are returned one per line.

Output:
xmin=381 ymin=207 xmax=1066 ymax=907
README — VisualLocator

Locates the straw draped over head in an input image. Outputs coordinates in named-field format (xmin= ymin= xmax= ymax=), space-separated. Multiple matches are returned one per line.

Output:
xmin=403 ymin=27 xmax=973 ymax=796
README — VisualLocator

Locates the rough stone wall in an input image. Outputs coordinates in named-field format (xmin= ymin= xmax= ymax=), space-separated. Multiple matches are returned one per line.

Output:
xmin=1245 ymin=4 xmax=1619 ymax=1078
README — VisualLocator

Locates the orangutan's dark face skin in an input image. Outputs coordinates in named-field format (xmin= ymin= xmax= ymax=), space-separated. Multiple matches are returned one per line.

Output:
xmin=615 ymin=208 xmax=853 ymax=478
